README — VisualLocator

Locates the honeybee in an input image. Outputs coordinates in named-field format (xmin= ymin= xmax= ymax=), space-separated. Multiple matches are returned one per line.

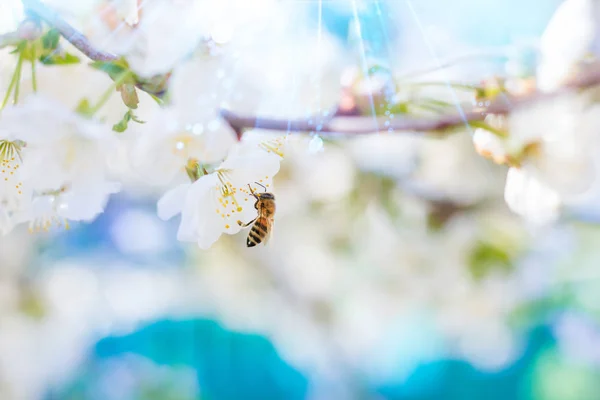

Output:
xmin=237 ymin=183 xmax=276 ymax=247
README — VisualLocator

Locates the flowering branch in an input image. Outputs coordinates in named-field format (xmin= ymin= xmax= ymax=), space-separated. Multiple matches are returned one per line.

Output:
xmin=221 ymin=63 xmax=600 ymax=137
xmin=219 ymin=107 xmax=496 ymax=138
xmin=17 ymin=0 xmax=600 ymax=139
xmin=21 ymin=0 xmax=118 ymax=62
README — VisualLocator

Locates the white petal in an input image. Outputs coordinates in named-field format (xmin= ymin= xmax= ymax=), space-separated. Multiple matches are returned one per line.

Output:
xmin=125 ymin=1 xmax=206 ymax=76
xmin=472 ymin=129 xmax=506 ymax=161
xmin=504 ymin=167 xmax=561 ymax=224
xmin=538 ymin=0 xmax=595 ymax=91
xmin=223 ymin=152 xmax=282 ymax=188
xmin=0 ymin=209 xmax=14 ymax=236
xmin=176 ymin=174 xmax=218 ymax=242
xmin=157 ymin=183 xmax=191 ymax=221
xmin=59 ymin=182 xmax=120 ymax=221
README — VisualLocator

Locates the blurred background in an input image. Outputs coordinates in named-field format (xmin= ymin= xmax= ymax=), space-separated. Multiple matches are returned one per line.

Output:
xmin=5 ymin=0 xmax=600 ymax=399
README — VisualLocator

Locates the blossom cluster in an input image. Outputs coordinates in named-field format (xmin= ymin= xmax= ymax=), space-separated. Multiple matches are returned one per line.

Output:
xmin=3 ymin=1 xmax=600 ymax=397
xmin=1 ymin=0 xmax=600 ymax=249
xmin=0 ymin=0 xmax=336 ymax=248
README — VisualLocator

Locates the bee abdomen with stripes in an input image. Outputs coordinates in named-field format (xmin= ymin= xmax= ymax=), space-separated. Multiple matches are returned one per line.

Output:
xmin=247 ymin=217 xmax=271 ymax=247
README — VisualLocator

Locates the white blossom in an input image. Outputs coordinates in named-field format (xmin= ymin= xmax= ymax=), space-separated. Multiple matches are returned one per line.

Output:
xmin=4 ymin=95 xmax=120 ymax=231
xmin=500 ymin=95 xmax=600 ymax=223
xmin=129 ymin=57 xmax=241 ymax=186
xmin=15 ymin=181 xmax=120 ymax=232
xmin=87 ymin=0 xmax=206 ymax=77
xmin=158 ymin=139 xmax=283 ymax=249
xmin=472 ymin=115 xmax=508 ymax=165
xmin=504 ymin=167 xmax=562 ymax=225
xmin=0 ymin=138 xmax=28 ymax=235
xmin=129 ymin=108 xmax=235 ymax=186
xmin=537 ymin=0 xmax=600 ymax=91
xmin=348 ymin=135 xmax=418 ymax=179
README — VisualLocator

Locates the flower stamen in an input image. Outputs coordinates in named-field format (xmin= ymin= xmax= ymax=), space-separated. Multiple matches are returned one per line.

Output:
xmin=216 ymin=170 xmax=244 ymax=213
xmin=259 ymin=137 xmax=285 ymax=158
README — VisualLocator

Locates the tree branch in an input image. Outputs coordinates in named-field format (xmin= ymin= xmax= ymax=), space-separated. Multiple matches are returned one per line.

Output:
xmin=221 ymin=65 xmax=600 ymax=137
xmin=19 ymin=0 xmax=600 ymax=138
xmin=220 ymin=102 xmax=509 ymax=139
xmin=21 ymin=0 xmax=118 ymax=62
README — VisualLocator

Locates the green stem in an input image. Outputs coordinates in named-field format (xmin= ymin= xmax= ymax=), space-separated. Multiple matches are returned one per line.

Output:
xmin=31 ymin=45 xmax=37 ymax=92
xmin=13 ymin=47 xmax=24 ymax=104
xmin=468 ymin=120 xmax=508 ymax=138
xmin=1 ymin=45 xmax=24 ymax=110
xmin=406 ymin=81 xmax=482 ymax=92
xmin=88 ymin=70 xmax=131 ymax=116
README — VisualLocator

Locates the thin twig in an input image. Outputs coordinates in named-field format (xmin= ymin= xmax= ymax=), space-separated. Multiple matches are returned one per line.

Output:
xmin=21 ymin=0 xmax=118 ymax=62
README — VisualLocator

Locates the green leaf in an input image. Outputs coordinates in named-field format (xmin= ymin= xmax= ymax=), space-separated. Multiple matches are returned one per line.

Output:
xmin=112 ymin=116 xmax=130 ymax=132
xmin=20 ymin=41 xmax=40 ymax=61
xmin=90 ymin=59 xmax=130 ymax=81
xmin=118 ymin=83 xmax=139 ymax=109
xmin=135 ymin=73 xmax=171 ymax=96
xmin=130 ymin=113 xmax=145 ymax=124
xmin=41 ymin=29 xmax=60 ymax=50
xmin=468 ymin=240 xmax=513 ymax=280
xmin=112 ymin=110 xmax=144 ymax=132
xmin=39 ymin=52 xmax=80 ymax=65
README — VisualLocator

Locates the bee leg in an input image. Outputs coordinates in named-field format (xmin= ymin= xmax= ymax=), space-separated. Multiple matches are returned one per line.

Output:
xmin=248 ymin=184 xmax=260 ymax=200
xmin=237 ymin=217 xmax=256 ymax=228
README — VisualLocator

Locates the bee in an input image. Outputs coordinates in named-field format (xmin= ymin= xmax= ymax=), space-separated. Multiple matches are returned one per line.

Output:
xmin=237 ymin=183 xmax=276 ymax=247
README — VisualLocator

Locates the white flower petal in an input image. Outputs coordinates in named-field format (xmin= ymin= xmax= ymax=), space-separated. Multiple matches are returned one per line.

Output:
xmin=59 ymin=182 xmax=120 ymax=221
xmin=221 ymin=151 xmax=282 ymax=188
xmin=504 ymin=167 xmax=561 ymax=224
xmin=472 ymin=129 xmax=506 ymax=161
xmin=157 ymin=183 xmax=191 ymax=221
xmin=176 ymin=174 xmax=218 ymax=243
xmin=538 ymin=0 xmax=596 ymax=91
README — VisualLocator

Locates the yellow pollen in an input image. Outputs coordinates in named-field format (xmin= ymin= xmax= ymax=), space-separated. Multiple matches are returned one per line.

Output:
xmin=260 ymin=142 xmax=284 ymax=157
xmin=237 ymin=207 xmax=242 ymax=211
xmin=225 ymin=224 xmax=230 ymax=229
xmin=29 ymin=214 xmax=69 ymax=234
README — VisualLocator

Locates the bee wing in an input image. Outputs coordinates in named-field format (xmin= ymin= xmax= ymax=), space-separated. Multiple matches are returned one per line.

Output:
xmin=262 ymin=217 xmax=274 ymax=245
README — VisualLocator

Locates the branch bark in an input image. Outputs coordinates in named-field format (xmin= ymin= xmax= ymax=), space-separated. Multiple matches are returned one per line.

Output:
xmin=219 ymin=107 xmax=495 ymax=138
xmin=220 ymin=67 xmax=600 ymax=137
xmin=22 ymin=0 xmax=118 ymax=62
xmin=20 ymin=0 xmax=600 ymax=137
